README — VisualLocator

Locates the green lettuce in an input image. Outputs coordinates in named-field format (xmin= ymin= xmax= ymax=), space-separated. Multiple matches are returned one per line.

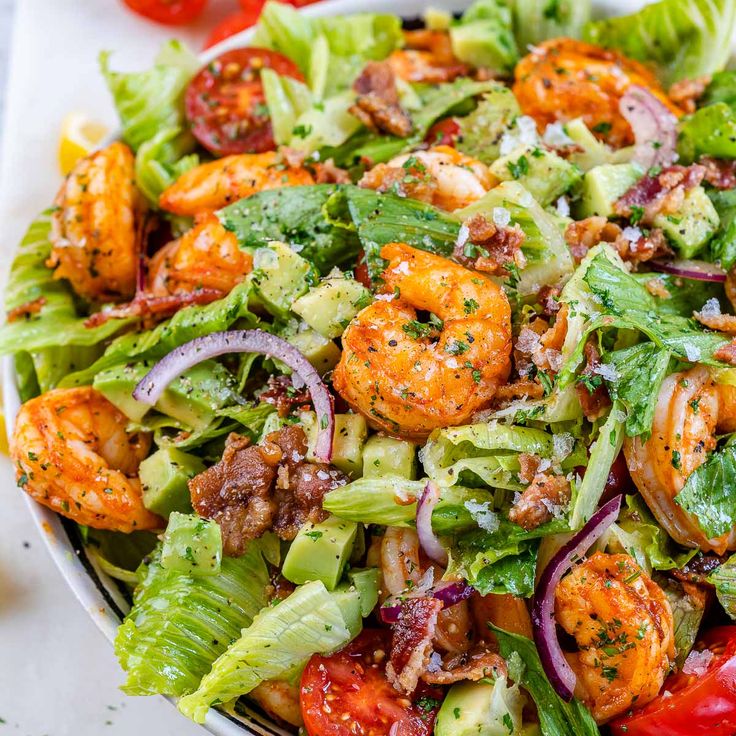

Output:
xmin=678 ymin=103 xmax=736 ymax=162
xmin=457 ymin=86 xmax=521 ymax=164
xmin=512 ymin=0 xmax=591 ymax=48
xmin=115 ymin=539 xmax=271 ymax=697
xmin=658 ymin=575 xmax=707 ymax=667
xmin=261 ymin=68 xmax=313 ymax=146
xmin=709 ymin=188 xmax=736 ymax=270
xmin=709 ymin=553 xmax=736 ymax=619
xmin=450 ymin=0 xmax=519 ymax=72
xmin=584 ymin=0 xmax=736 ymax=86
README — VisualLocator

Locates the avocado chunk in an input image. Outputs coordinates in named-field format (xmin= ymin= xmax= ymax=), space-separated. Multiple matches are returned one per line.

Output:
xmin=139 ymin=447 xmax=205 ymax=518
xmin=449 ymin=2 xmax=517 ymax=72
xmin=329 ymin=569 xmax=380 ymax=636
xmin=282 ymin=515 xmax=358 ymax=590
xmin=301 ymin=411 xmax=368 ymax=477
xmin=653 ymin=185 xmax=720 ymax=258
xmin=435 ymin=678 xmax=524 ymax=736
xmin=160 ymin=512 xmax=222 ymax=577
xmin=565 ymin=118 xmax=613 ymax=171
xmin=291 ymin=273 xmax=372 ymax=339
xmin=250 ymin=241 xmax=318 ymax=318
xmin=490 ymin=144 xmax=582 ymax=207
xmin=577 ymin=163 xmax=642 ymax=219
xmin=346 ymin=568 xmax=380 ymax=617
xmin=362 ymin=435 xmax=417 ymax=479
xmin=287 ymin=327 xmax=341 ymax=374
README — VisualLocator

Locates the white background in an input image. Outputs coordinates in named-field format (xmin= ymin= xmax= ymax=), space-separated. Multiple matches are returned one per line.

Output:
xmin=0 ymin=2 xmax=235 ymax=733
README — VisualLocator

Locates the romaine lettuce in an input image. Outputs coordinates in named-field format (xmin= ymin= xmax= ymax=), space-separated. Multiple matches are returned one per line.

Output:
xmin=709 ymin=554 xmax=736 ymax=619
xmin=261 ymin=68 xmax=313 ymax=146
xmin=658 ymin=575 xmax=707 ymax=667
xmin=709 ymin=188 xmax=736 ymax=270
xmin=678 ymin=103 xmax=736 ymax=163
xmin=457 ymin=86 xmax=521 ymax=164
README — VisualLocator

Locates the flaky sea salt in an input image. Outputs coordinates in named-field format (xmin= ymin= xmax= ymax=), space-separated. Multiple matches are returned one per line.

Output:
xmin=464 ymin=500 xmax=500 ymax=532
xmin=593 ymin=363 xmax=619 ymax=382
xmin=555 ymin=196 xmax=571 ymax=218
xmin=493 ymin=206 xmax=511 ymax=228
xmin=700 ymin=297 xmax=722 ymax=317
xmin=543 ymin=122 xmax=574 ymax=148
xmin=682 ymin=649 xmax=714 ymax=677
xmin=621 ymin=226 xmax=643 ymax=243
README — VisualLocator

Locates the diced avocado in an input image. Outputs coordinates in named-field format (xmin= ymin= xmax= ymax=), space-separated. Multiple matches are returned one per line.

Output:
xmin=160 ymin=512 xmax=222 ymax=576
xmin=362 ymin=435 xmax=417 ymax=479
xmin=301 ymin=411 xmax=368 ymax=477
xmin=291 ymin=273 xmax=372 ymax=339
xmin=249 ymin=241 xmax=318 ymax=318
xmin=282 ymin=515 xmax=358 ymax=590
xmin=347 ymin=568 xmax=380 ymax=617
xmin=425 ymin=7 xmax=452 ymax=30
xmin=435 ymin=679 xmax=524 ymax=736
xmin=449 ymin=3 xmax=517 ymax=72
xmin=94 ymin=359 xmax=236 ymax=428
xmin=653 ymin=185 xmax=720 ymax=259
xmin=139 ymin=447 xmax=205 ymax=518
xmin=286 ymin=328 xmax=341 ymax=374
xmin=490 ymin=145 xmax=582 ymax=207
xmin=577 ymin=163 xmax=642 ymax=219
xmin=330 ymin=569 xmax=380 ymax=636
xmin=565 ymin=118 xmax=612 ymax=171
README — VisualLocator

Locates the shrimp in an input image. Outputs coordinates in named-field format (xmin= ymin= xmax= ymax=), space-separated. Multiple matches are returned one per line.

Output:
xmin=11 ymin=387 xmax=160 ymax=533
xmin=249 ymin=680 xmax=302 ymax=727
xmin=360 ymin=146 xmax=495 ymax=212
xmin=470 ymin=592 xmax=532 ymax=640
xmin=555 ymin=552 xmax=675 ymax=724
xmin=333 ymin=243 xmax=512 ymax=438
xmin=624 ymin=366 xmax=736 ymax=554
xmin=388 ymin=29 xmax=469 ymax=84
xmin=159 ymin=151 xmax=315 ymax=216
xmin=513 ymin=39 xmax=682 ymax=148
xmin=48 ymin=141 xmax=142 ymax=302
xmin=147 ymin=214 xmax=252 ymax=297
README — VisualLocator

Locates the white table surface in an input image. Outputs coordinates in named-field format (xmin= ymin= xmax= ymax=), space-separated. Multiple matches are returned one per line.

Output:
xmin=0 ymin=2 xmax=235 ymax=734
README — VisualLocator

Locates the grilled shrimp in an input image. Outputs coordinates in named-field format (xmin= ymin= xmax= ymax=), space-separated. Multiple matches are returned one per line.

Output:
xmin=625 ymin=366 xmax=736 ymax=554
xmin=387 ymin=29 xmax=469 ymax=84
xmin=11 ymin=387 xmax=160 ymax=532
xmin=333 ymin=243 xmax=512 ymax=437
xmin=555 ymin=552 xmax=675 ymax=724
xmin=159 ymin=151 xmax=315 ymax=216
xmin=513 ymin=39 xmax=682 ymax=147
xmin=361 ymin=146 xmax=494 ymax=212
xmin=148 ymin=214 xmax=252 ymax=297
xmin=49 ymin=141 xmax=142 ymax=302
xmin=381 ymin=527 xmax=472 ymax=654
xmin=249 ymin=680 xmax=302 ymax=727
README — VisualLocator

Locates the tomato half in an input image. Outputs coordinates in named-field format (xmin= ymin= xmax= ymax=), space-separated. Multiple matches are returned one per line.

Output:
xmin=122 ymin=0 xmax=206 ymax=25
xmin=301 ymin=629 xmax=443 ymax=736
xmin=185 ymin=48 xmax=303 ymax=156
xmin=425 ymin=118 xmax=461 ymax=147
xmin=203 ymin=11 xmax=262 ymax=50
xmin=610 ymin=626 xmax=736 ymax=736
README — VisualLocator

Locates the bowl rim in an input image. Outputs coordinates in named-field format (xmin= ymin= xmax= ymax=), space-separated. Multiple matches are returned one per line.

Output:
xmin=1 ymin=0 xmax=656 ymax=733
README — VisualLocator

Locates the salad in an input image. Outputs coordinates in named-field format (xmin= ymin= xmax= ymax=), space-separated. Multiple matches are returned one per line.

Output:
xmin=6 ymin=0 xmax=736 ymax=733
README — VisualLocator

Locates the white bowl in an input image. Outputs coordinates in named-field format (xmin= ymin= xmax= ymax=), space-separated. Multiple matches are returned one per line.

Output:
xmin=2 ymin=0 xmax=650 ymax=733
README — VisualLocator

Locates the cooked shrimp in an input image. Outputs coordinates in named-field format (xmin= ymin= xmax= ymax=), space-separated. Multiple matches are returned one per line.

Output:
xmin=555 ymin=552 xmax=674 ymax=724
xmin=388 ymin=29 xmax=469 ymax=84
xmin=48 ymin=141 xmax=142 ymax=302
xmin=11 ymin=387 xmax=160 ymax=532
xmin=470 ymin=592 xmax=533 ymax=639
xmin=513 ymin=39 xmax=682 ymax=148
xmin=360 ymin=146 xmax=494 ymax=212
xmin=249 ymin=680 xmax=302 ymax=727
xmin=625 ymin=367 xmax=736 ymax=554
xmin=148 ymin=214 xmax=252 ymax=297
xmin=333 ymin=243 xmax=512 ymax=437
xmin=159 ymin=151 xmax=315 ymax=216
xmin=381 ymin=527 xmax=472 ymax=654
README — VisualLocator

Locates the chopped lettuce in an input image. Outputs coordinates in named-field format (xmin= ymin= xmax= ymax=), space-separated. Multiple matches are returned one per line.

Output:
xmin=709 ymin=553 xmax=736 ymax=619
xmin=450 ymin=0 xmax=519 ymax=72
xmin=115 ymin=539 xmax=271 ymax=697
xmin=658 ymin=575 xmax=707 ymax=667
xmin=178 ymin=580 xmax=355 ymax=722
xmin=85 ymin=528 xmax=157 ymax=584
xmin=457 ymin=86 xmax=521 ymax=164
xmin=261 ymin=68 xmax=313 ymax=146
xmin=287 ymin=91 xmax=362 ymax=153
xmin=512 ymin=0 xmax=591 ymax=48
xmin=583 ymin=0 xmax=736 ymax=86
xmin=678 ymin=103 xmax=736 ymax=162
xmin=493 ymin=627 xmax=601 ymax=736
xmin=709 ymin=188 xmax=736 ymax=269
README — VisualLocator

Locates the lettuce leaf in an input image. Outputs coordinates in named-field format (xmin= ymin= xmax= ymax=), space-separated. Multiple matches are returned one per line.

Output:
xmin=658 ymin=575 xmax=707 ymax=667
xmin=115 ymin=539 xmax=271 ymax=697
xmin=261 ymin=68 xmax=313 ymax=146
xmin=450 ymin=0 xmax=519 ymax=72
xmin=709 ymin=553 xmax=736 ymax=619
xmin=512 ymin=0 xmax=591 ymax=48
xmin=457 ymin=86 xmax=521 ymax=164
xmin=583 ymin=0 xmax=736 ymax=86
xmin=709 ymin=188 xmax=736 ymax=269
xmin=678 ymin=103 xmax=736 ymax=163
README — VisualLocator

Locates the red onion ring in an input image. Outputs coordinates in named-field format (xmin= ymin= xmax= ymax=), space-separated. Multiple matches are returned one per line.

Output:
xmin=531 ymin=495 xmax=623 ymax=702
xmin=380 ymin=580 xmax=473 ymax=624
xmin=132 ymin=329 xmax=335 ymax=462
xmin=416 ymin=480 xmax=448 ymax=566
xmin=619 ymin=85 xmax=677 ymax=172
xmin=650 ymin=259 xmax=727 ymax=283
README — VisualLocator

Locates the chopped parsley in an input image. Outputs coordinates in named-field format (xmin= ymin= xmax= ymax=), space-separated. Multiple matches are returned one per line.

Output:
xmin=507 ymin=155 xmax=529 ymax=180
xmin=402 ymin=320 xmax=433 ymax=340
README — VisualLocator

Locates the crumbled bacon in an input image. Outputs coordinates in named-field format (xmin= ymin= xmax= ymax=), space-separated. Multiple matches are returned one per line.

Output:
xmin=386 ymin=597 xmax=442 ymax=694
xmin=6 ymin=296 xmax=47 ymax=322
xmin=694 ymin=311 xmax=736 ymax=335
xmin=645 ymin=277 xmax=672 ymax=299
xmin=715 ymin=340 xmax=736 ymax=365
xmin=575 ymin=341 xmax=612 ymax=421
xmin=493 ymin=378 xmax=545 ymax=404
xmin=350 ymin=61 xmax=414 ymax=138
xmin=313 ymin=159 xmax=351 ymax=184
xmin=514 ymin=308 xmax=568 ymax=377
xmin=669 ymin=76 xmax=711 ymax=114
xmin=538 ymin=285 xmax=561 ymax=316
xmin=700 ymin=155 xmax=736 ymax=190
xmin=509 ymin=471 xmax=571 ymax=531
xmin=518 ymin=453 xmax=543 ymax=484
xmin=421 ymin=646 xmax=506 ymax=685
xmin=456 ymin=213 xmax=527 ymax=276
xmin=258 ymin=376 xmax=312 ymax=417
xmin=359 ymin=161 xmax=438 ymax=202
xmin=669 ymin=553 xmax=725 ymax=586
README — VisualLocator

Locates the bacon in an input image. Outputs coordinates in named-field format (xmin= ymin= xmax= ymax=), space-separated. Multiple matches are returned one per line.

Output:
xmin=351 ymin=61 xmax=413 ymax=138
xmin=6 ymin=296 xmax=47 ymax=323
xmin=669 ymin=76 xmax=711 ymax=114
xmin=509 ymin=471 xmax=571 ymax=530
xmin=538 ymin=285 xmax=562 ymax=316
xmin=422 ymin=646 xmax=506 ymax=686
xmin=493 ymin=378 xmax=545 ymax=404
xmin=575 ymin=341 xmax=612 ymax=421
xmin=700 ymin=156 xmax=736 ymax=190
xmin=386 ymin=597 xmax=442 ymax=694
xmin=714 ymin=339 xmax=736 ymax=365
xmin=457 ymin=213 xmax=527 ymax=276
xmin=694 ymin=311 xmax=736 ymax=336
xmin=258 ymin=375 xmax=312 ymax=417
xmin=313 ymin=159 xmax=351 ymax=185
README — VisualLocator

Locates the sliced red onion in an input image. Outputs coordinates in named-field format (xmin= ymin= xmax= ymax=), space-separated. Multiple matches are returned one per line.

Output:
xmin=650 ymin=259 xmax=727 ymax=283
xmin=380 ymin=580 xmax=473 ymax=624
xmin=416 ymin=480 xmax=448 ymax=566
xmin=531 ymin=495 xmax=623 ymax=702
xmin=133 ymin=329 xmax=335 ymax=462
xmin=619 ymin=85 xmax=677 ymax=171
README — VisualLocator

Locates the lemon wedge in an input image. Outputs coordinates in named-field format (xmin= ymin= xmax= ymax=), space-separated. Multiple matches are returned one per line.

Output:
xmin=58 ymin=113 xmax=109 ymax=175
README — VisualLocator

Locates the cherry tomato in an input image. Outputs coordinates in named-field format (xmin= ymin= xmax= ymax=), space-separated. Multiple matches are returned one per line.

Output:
xmin=204 ymin=10 xmax=261 ymax=50
xmin=425 ymin=117 xmax=461 ymax=147
xmin=610 ymin=626 xmax=736 ymax=736
xmin=185 ymin=48 xmax=303 ymax=156
xmin=300 ymin=629 xmax=443 ymax=736
xmin=122 ymin=0 xmax=206 ymax=25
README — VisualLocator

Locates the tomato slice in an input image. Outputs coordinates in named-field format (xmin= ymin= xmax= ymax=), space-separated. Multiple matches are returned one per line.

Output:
xmin=123 ymin=0 xmax=206 ymax=25
xmin=185 ymin=48 xmax=304 ymax=156
xmin=300 ymin=629 xmax=443 ymax=736
xmin=203 ymin=10 xmax=263 ymax=50
xmin=610 ymin=626 xmax=736 ymax=736
xmin=425 ymin=117 xmax=461 ymax=147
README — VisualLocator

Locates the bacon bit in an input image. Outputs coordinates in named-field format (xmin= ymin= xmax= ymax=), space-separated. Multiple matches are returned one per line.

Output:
xmin=313 ymin=159 xmax=351 ymax=185
xmin=695 ymin=311 xmax=736 ymax=336
xmin=6 ymin=296 xmax=47 ymax=322
xmin=386 ymin=597 xmax=442 ymax=694
xmin=538 ymin=285 xmax=561 ymax=316
xmin=575 ymin=341 xmax=612 ymax=421
xmin=509 ymin=471 xmax=571 ymax=531
xmin=359 ymin=162 xmax=438 ymax=202
xmin=700 ymin=156 xmax=736 ymax=190
xmin=645 ymin=277 xmax=672 ymax=299
xmin=350 ymin=61 xmax=413 ymax=138
xmin=669 ymin=553 xmax=725 ymax=586
xmin=279 ymin=147 xmax=308 ymax=169
xmin=534 ymin=306 xmax=568 ymax=373
xmin=669 ymin=76 xmax=711 ymax=114
xmin=268 ymin=571 xmax=297 ymax=602
xmin=493 ymin=378 xmax=545 ymax=404
xmin=421 ymin=646 xmax=507 ymax=686
xmin=714 ymin=340 xmax=736 ymax=365
xmin=518 ymin=453 xmax=543 ymax=484
xmin=457 ymin=213 xmax=527 ymax=276
xmin=258 ymin=375 xmax=312 ymax=417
